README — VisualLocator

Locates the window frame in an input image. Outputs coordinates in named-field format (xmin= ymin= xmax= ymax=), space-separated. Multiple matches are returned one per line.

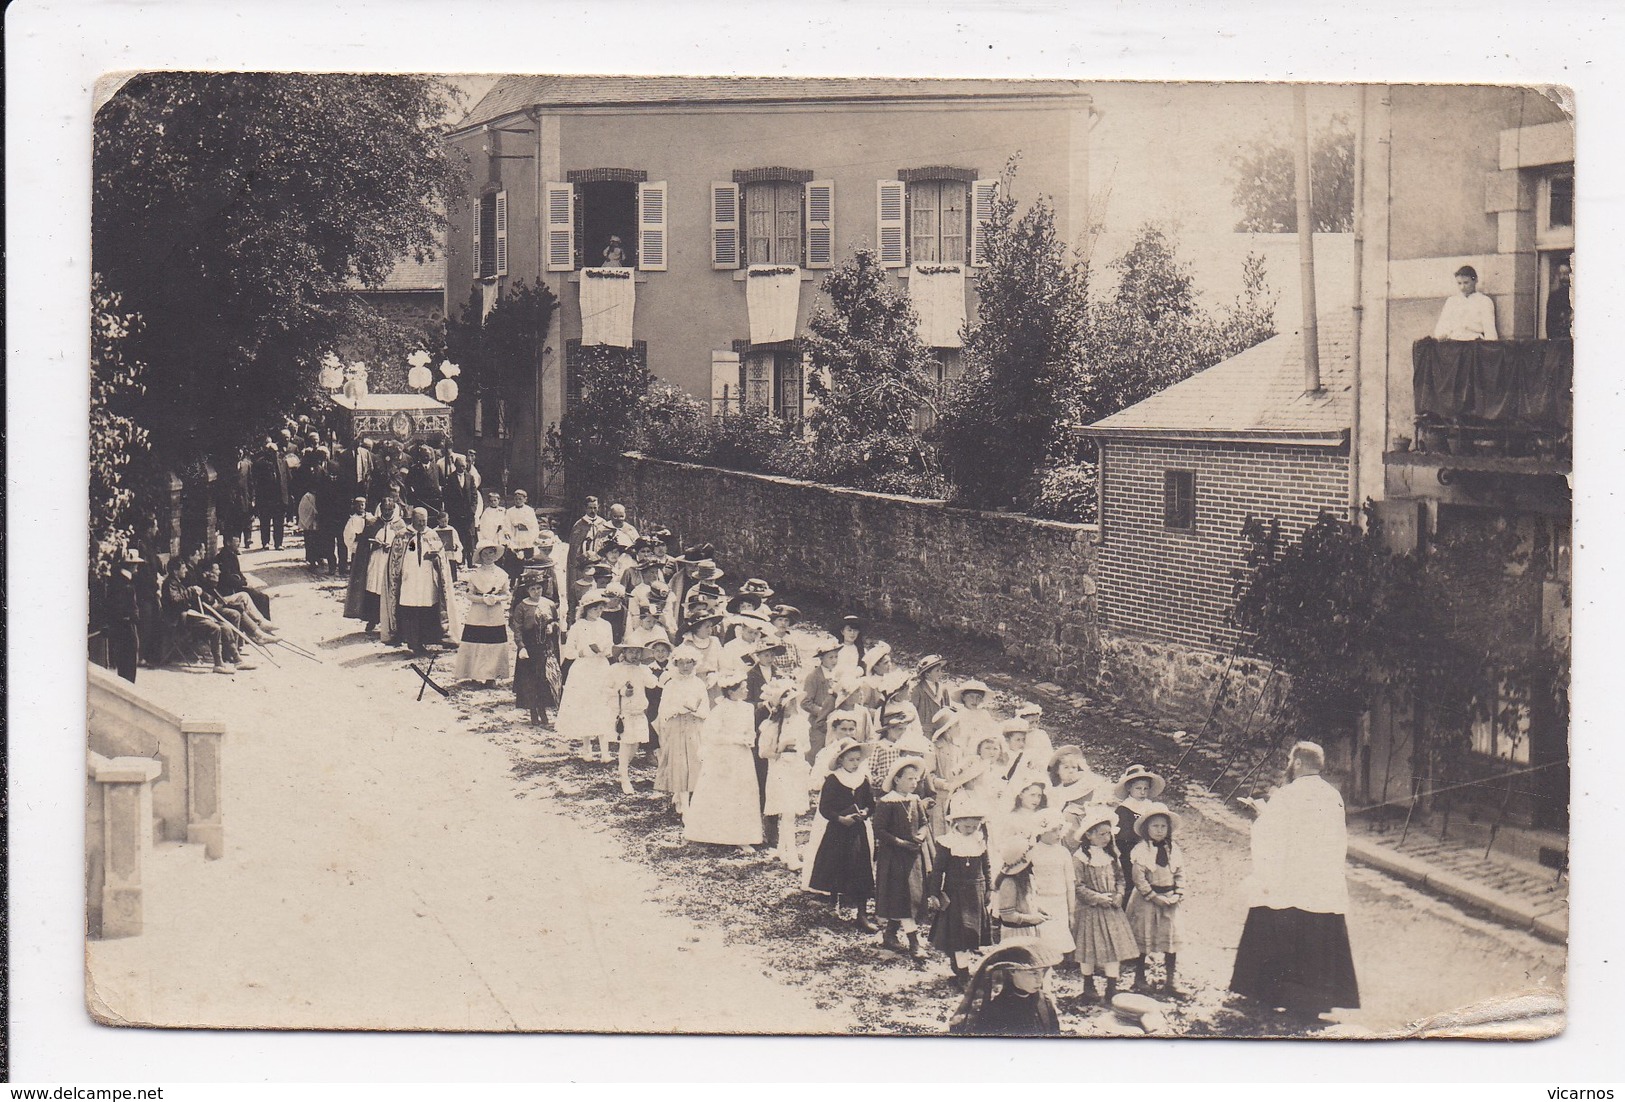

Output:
xmin=906 ymin=178 xmax=971 ymax=266
xmin=744 ymin=180 xmax=804 ymax=267
xmin=1162 ymin=469 xmax=1196 ymax=531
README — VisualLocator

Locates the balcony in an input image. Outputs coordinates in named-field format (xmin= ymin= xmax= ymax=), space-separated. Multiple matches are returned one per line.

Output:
xmin=1389 ymin=338 xmax=1573 ymax=478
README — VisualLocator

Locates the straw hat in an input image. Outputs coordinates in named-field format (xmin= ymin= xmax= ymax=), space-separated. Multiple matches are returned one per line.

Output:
xmin=1001 ymin=718 xmax=1032 ymax=737
xmin=916 ymin=654 xmax=946 ymax=675
xmin=1132 ymin=802 xmax=1183 ymax=838
xmin=826 ymin=736 xmax=869 ymax=765
xmin=999 ymin=835 xmax=1036 ymax=871
xmin=812 ymin=637 xmax=843 ymax=659
xmin=714 ymin=668 xmax=750 ymax=692
xmin=1015 ymin=703 xmax=1044 ymax=720
xmin=881 ymin=756 xmax=925 ymax=792
xmin=739 ymin=578 xmax=776 ymax=597
xmin=1074 ymin=804 xmax=1117 ymax=836
xmin=863 ymin=642 xmax=894 ymax=674
xmin=1112 ymin=764 xmax=1168 ymax=801
xmin=954 ymin=679 xmax=991 ymax=703
xmin=946 ymin=793 xmax=988 ymax=822
xmin=474 ymin=541 xmax=504 ymax=560
xmin=827 ymin=708 xmax=863 ymax=730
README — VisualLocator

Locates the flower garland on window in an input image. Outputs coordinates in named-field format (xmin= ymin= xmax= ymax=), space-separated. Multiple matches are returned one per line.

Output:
xmin=915 ymin=264 xmax=963 ymax=276
xmin=748 ymin=265 xmax=800 ymax=277
xmin=584 ymin=267 xmax=633 ymax=279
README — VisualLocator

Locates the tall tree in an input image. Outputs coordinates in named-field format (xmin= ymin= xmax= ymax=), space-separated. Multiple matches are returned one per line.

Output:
xmin=934 ymin=161 xmax=1091 ymax=509
xmin=89 ymin=278 xmax=151 ymax=576
xmin=1230 ymin=113 xmax=1355 ymax=233
xmin=1076 ymin=224 xmax=1277 ymax=421
xmin=802 ymin=248 xmax=942 ymax=491
xmin=93 ymin=72 xmax=464 ymax=470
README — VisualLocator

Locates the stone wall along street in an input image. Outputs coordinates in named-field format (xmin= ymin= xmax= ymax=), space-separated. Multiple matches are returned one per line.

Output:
xmin=604 ymin=454 xmax=1101 ymax=685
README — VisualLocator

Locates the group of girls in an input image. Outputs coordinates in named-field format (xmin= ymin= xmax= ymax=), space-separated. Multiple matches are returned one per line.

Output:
xmin=535 ymin=528 xmax=1193 ymax=1035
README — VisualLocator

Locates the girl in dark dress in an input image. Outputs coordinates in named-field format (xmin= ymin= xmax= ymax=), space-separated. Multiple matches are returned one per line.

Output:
xmin=808 ymin=737 xmax=878 ymax=930
xmin=512 ymin=573 xmax=560 ymax=725
xmin=947 ymin=945 xmax=1062 ymax=1036
xmin=873 ymin=758 xmax=933 ymax=958
xmin=929 ymin=796 xmax=993 ymax=988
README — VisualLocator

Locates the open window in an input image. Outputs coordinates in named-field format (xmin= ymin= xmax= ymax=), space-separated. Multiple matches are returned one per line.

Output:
xmin=579 ymin=180 xmax=639 ymax=269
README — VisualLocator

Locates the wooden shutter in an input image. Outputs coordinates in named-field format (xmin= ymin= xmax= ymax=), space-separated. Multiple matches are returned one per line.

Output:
xmin=494 ymin=189 xmax=509 ymax=276
xmin=970 ymin=178 xmax=998 ymax=268
xmin=638 ymin=181 xmax=668 ymax=271
xmin=805 ymin=180 xmax=834 ymax=269
xmin=545 ymin=182 xmax=575 ymax=272
xmin=471 ymin=195 xmax=483 ymax=277
xmin=710 ymin=350 xmax=741 ymax=414
xmin=473 ymin=397 xmax=485 ymax=437
xmin=877 ymin=180 xmax=906 ymax=268
xmin=800 ymin=352 xmax=818 ymax=425
xmin=711 ymin=183 xmax=741 ymax=269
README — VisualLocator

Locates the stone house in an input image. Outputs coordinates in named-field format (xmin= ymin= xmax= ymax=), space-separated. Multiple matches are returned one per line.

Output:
xmin=441 ymin=75 xmax=1100 ymax=495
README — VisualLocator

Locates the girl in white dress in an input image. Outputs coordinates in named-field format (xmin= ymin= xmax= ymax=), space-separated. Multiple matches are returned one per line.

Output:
xmin=612 ymin=643 xmax=659 ymax=795
xmin=681 ymin=613 xmax=725 ymax=696
xmin=654 ymin=646 xmax=710 ymax=816
xmin=1027 ymin=810 xmax=1077 ymax=966
xmin=684 ymin=671 xmax=764 ymax=852
xmin=556 ymin=592 xmax=617 ymax=760
xmin=759 ymin=681 xmax=812 ymax=870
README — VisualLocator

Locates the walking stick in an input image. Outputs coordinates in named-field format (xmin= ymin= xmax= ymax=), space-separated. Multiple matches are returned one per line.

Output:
xmin=410 ymin=654 xmax=449 ymax=700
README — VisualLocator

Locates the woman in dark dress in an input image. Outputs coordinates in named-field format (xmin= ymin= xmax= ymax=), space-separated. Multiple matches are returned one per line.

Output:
xmin=512 ymin=572 xmax=560 ymax=725
xmin=808 ymin=737 xmax=878 ymax=930
xmin=947 ymin=945 xmax=1062 ymax=1036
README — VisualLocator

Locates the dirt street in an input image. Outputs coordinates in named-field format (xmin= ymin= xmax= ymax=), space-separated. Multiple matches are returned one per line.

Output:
xmin=86 ymin=546 xmax=1565 ymax=1037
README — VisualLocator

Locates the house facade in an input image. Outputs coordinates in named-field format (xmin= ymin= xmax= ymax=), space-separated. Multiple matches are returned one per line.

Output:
xmin=442 ymin=75 xmax=1099 ymax=494
xmin=1082 ymin=84 xmax=1571 ymax=838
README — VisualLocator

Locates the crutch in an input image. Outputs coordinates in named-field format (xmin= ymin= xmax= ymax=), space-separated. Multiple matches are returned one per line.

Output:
xmin=199 ymin=597 xmax=281 ymax=668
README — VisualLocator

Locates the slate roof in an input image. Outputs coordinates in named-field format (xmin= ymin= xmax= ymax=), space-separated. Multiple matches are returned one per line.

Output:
xmin=456 ymin=75 xmax=1092 ymax=130
xmin=1082 ymin=318 xmax=1353 ymax=444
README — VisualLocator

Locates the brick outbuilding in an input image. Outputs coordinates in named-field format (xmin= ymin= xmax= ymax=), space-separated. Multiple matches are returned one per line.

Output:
xmin=1079 ymin=320 xmax=1352 ymax=722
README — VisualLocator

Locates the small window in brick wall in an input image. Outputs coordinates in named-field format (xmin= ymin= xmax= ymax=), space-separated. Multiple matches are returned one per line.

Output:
xmin=1164 ymin=469 xmax=1196 ymax=530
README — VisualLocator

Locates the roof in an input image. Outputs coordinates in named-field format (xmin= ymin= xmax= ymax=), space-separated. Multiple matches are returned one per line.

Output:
xmin=330 ymin=394 xmax=450 ymax=412
xmin=456 ymin=75 xmax=1093 ymax=130
xmin=346 ymin=251 xmax=445 ymax=294
xmin=1082 ymin=319 xmax=1353 ymax=445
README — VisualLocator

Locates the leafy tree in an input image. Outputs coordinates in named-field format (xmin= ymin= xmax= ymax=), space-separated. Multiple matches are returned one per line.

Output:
xmin=559 ymin=346 xmax=654 ymax=475
xmin=934 ymin=160 xmax=1091 ymax=509
xmin=89 ymin=278 xmax=152 ymax=578
xmin=93 ymin=72 xmax=464 ymax=471
xmin=1230 ymin=113 xmax=1355 ymax=233
xmin=1076 ymin=225 xmax=1277 ymax=421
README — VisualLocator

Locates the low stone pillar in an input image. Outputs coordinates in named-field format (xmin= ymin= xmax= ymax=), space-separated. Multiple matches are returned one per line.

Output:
xmin=182 ymin=719 xmax=226 ymax=859
xmin=90 ymin=752 xmax=163 ymax=939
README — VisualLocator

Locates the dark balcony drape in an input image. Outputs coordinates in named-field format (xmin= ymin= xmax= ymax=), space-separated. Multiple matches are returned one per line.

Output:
xmin=1414 ymin=338 xmax=1573 ymax=430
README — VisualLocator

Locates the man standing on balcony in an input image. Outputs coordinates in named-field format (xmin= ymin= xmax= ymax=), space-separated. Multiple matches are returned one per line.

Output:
xmin=1432 ymin=265 xmax=1498 ymax=341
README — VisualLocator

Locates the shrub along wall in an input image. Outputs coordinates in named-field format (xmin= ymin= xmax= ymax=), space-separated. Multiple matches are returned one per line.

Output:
xmin=603 ymin=453 xmax=1101 ymax=686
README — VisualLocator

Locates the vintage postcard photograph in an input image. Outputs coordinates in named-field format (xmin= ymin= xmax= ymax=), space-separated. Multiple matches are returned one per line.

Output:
xmin=82 ymin=72 xmax=1571 ymax=1041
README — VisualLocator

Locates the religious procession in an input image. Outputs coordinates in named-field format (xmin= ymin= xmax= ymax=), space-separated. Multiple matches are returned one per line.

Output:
xmin=324 ymin=468 xmax=1362 ymax=1037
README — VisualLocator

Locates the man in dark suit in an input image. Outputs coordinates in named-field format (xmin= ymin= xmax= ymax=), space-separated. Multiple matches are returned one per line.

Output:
xmin=442 ymin=453 xmax=480 ymax=568
xmin=251 ymin=443 xmax=289 ymax=549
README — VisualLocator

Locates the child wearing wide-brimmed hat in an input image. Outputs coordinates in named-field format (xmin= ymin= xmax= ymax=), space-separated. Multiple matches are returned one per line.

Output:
xmin=654 ymin=644 xmax=710 ymax=816
xmin=873 ymin=756 xmax=934 ymax=958
xmin=807 ymin=736 xmax=878 ymax=930
xmin=1112 ymin=764 xmax=1168 ymax=903
xmin=928 ymin=794 xmax=995 ymax=988
xmin=1124 ymin=802 xmax=1186 ymax=995
xmin=1071 ymin=804 xmax=1143 ymax=1004
xmin=611 ymin=642 xmax=659 ymax=795
xmin=993 ymin=828 xmax=1063 ymax=971
xmin=556 ymin=590 xmax=618 ymax=761
xmin=759 ymin=680 xmax=813 ymax=870
xmin=1027 ymin=809 xmax=1077 ymax=967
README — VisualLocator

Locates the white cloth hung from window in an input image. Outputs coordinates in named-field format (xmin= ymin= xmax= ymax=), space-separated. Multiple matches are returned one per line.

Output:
xmin=479 ymin=280 xmax=500 ymax=322
xmin=746 ymin=265 xmax=802 ymax=344
xmin=580 ymin=268 xmax=636 ymax=348
xmin=910 ymin=264 xmax=966 ymax=348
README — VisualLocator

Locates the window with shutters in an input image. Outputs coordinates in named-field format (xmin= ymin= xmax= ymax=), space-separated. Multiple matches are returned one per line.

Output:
xmin=739 ymin=349 xmax=804 ymax=423
xmin=474 ymin=190 xmax=508 ymax=279
xmin=1163 ymin=469 xmax=1196 ymax=531
xmin=745 ymin=181 xmax=803 ymax=266
xmin=908 ymin=180 xmax=969 ymax=264
xmin=578 ymin=180 xmax=639 ymax=269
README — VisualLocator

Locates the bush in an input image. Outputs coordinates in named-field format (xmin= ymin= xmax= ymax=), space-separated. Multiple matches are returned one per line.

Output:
xmin=634 ymin=382 xmax=712 ymax=461
xmin=704 ymin=407 xmax=798 ymax=472
xmin=1029 ymin=462 xmax=1099 ymax=523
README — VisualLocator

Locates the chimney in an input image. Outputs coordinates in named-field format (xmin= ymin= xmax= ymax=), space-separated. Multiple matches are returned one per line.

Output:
xmin=1294 ymin=86 xmax=1322 ymax=394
